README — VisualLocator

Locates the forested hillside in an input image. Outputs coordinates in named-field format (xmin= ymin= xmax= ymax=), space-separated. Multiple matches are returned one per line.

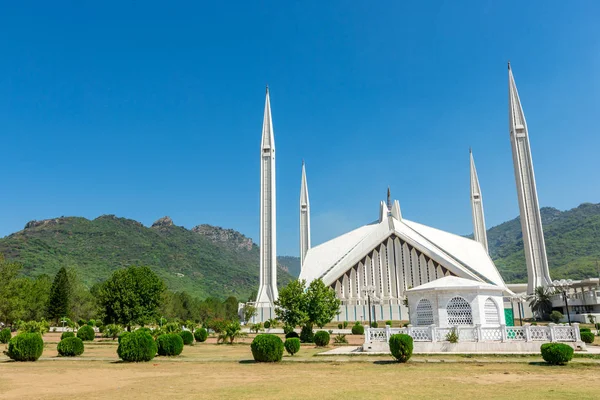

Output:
xmin=0 ymin=215 xmax=294 ymax=300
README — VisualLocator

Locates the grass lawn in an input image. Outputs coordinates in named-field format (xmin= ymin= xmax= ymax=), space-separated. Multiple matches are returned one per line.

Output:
xmin=2 ymin=336 xmax=600 ymax=399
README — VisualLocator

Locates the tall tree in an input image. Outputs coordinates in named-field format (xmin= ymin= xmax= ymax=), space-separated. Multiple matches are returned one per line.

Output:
xmin=47 ymin=267 xmax=71 ymax=322
xmin=305 ymin=279 xmax=341 ymax=328
xmin=98 ymin=266 xmax=165 ymax=329
xmin=275 ymin=279 xmax=308 ymax=328
xmin=0 ymin=255 xmax=26 ymax=325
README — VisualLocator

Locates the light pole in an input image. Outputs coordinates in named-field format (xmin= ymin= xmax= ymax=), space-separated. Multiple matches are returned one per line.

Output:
xmin=552 ymin=279 xmax=573 ymax=325
xmin=362 ymin=286 xmax=375 ymax=327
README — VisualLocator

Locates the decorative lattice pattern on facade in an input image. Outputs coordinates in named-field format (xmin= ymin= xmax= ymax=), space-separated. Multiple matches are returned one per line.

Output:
xmin=480 ymin=327 xmax=502 ymax=341
xmin=506 ymin=327 xmax=525 ymax=340
xmin=446 ymin=297 xmax=473 ymax=326
xmin=415 ymin=299 xmax=434 ymax=326
xmin=411 ymin=327 xmax=432 ymax=341
xmin=530 ymin=326 xmax=550 ymax=341
xmin=484 ymin=298 xmax=500 ymax=325
xmin=554 ymin=326 xmax=576 ymax=341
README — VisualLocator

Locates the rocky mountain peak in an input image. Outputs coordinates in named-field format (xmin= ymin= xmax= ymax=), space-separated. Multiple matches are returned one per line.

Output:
xmin=192 ymin=224 xmax=254 ymax=251
xmin=152 ymin=216 xmax=174 ymax=229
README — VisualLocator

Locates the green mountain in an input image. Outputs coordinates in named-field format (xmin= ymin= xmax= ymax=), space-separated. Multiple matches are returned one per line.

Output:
xmin=277 ymin=256 xmax=301 ymax=278
xmin=0 ymin=215 xmax=294 ymax=300
xmin=488 ymin=203 xmax=600 ymax=283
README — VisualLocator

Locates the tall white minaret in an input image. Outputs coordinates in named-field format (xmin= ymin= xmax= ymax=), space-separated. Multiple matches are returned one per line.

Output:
xmin=299 ymin=161 xmax=311 ymax=268
xmin=256 ymin=86 xmax=278 ymax=305
xmin=508 ymin=63 xmax=552 ymax=293
xmin=470 ymin=149 xmax=488 ymax=253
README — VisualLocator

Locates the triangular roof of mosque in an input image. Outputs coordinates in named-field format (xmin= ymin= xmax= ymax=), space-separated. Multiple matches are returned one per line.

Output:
xmin=406 ymin=275 xmax=503 ymax=292
xmin=299 ymin=203 xmax=506 ymax=289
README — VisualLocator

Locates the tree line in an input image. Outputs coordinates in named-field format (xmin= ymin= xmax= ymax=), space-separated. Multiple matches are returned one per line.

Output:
xmin=0 ymin=255 xmax=242 ymax=330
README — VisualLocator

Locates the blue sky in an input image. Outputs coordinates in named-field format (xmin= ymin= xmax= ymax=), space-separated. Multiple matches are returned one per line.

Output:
xmin=1 ymin=1 xmax=599 ymax=256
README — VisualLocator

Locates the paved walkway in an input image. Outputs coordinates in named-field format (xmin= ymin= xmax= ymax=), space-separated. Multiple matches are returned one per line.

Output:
xmin=319 ymin=344 xmax=600 ymax=356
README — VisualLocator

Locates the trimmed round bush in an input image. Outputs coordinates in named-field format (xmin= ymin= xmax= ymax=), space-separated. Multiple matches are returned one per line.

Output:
xmin=7 ymin=333 xmax=44 ymax=362
xmin=385 ymin=320 xmax=392 ymax=326
xmin=57 ymin=337 xmax=84 ymax=357
xmin=300 ymin=325 xmax=314 ymax=343
xmin=118 ymin=331 xmax=130 ymax=343
xmin=371 ymin=321 xmax=379 ymax=328
xmin=580 ymin=331 xmax=595 ymax=344
xmin=285 ymin=331 xmax=299 ymax=339
xmin=263 ymin=320 xmax=271 ymax=329
xmin=284 ymin=337 xmax=301 ymax=356
xmin=77 ymin=325 xmax=95 ymax=341
xmin=179 ymin=330 xmax=194 ymax=345
xmin=351 ymin=324 xmax=364 ymax=335
xmin=0 ymin=328 xmax=11 ymax=344
xmin=389 ymin=333 xmax=413 ymax=363
xmin=541 ymin=343 xmax=574 ymax=365
xmin=61 ymin=331 xmax=75 ymax=340
xmin=251 ymin=334 xmax=284 ymax=362
xmin=77 ymin=319 xmax=86 ymax=327
xmin=314 ymin=331 xmax=330 ymax=347
xmin=194 ymin=328 xmax=208 ymax=342
xmin=337 ymin=323 xmax=343 ymax=329
xmin=117 ymin=330 xmax=157 ymax=362
xmin=156 ymin=334 xmax=184 ymax=356
xmin=136 ymin=327 xmax=152 ymax=335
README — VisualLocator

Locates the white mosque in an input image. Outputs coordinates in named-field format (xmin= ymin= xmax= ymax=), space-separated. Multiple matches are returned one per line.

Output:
xmin=253 ymin=64 xmax=556 ymax=324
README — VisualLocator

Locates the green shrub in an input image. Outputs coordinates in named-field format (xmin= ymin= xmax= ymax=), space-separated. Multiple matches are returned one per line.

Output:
xmin=580 ymin=327 xmax=591 ymax=333
xmin=7 ymin=333 xmax=44 ymax=361
xmin=156 ymin=334 xmax=184 ymax=356
xmin=179 ymin=330 xmax=194 ymax=345
xmin=118 ymin=331 xmax=130 ymax=343
xmin=251 ymin=334 xmax=283 ymax=362
xmin=163 ymin=322 xmax=182 ymax=334
xmin=334 ymin=334 xmax=348 ymax=344
xmin=343 ymin=321 xmax=348 ymax=329
xmin=117 ymin=330 xmax=157 ymax=362
xmin=580 ymin=331 xmax=595 ymax=344
xmin=0 ymin=328 xmax=11 ymax=344
xmin=389 ymin=333 xmax=413 ymax=363
xmin=95 ymin=320 xmax=103 ymax=328
xmin=77 ymin=319 xmax=86 ymax=327
xmin=263 ymin=320 xmax=271 ymax=329
xmin=57 ymin=337 xmax=84 ymax=357
xmin=351 ymin=323 xmax=364 ymax=335
xmin=370 ymin=321 xmax=378 ymax=328
xmin=285 ymin=331 xmax=299 ymax=339
xmin=541 ymin=343 xmax=573 ymax=365
xmin=314 ymin=331 xmax=330 ymax=347
xmin=87 ymin=320 xmax=95 ymax=326
xmin=194 ymin=328 xmax=208 ymax=342
xmin=103 ymin=324 xmax=124 ymax=340
xmin=446 ymin=328 xmax=459 ymax=343
xmin=18 ymin=320 xmax=50 ymax=335
xmin=283 ymin=324 xmax=294 ymax=335
xmin=61 ymin=331 xmax=75 ymax=340
xmin=77 ymin=325 xmax=95 ymax=341
xmin=284 ymin=337 xmax=301 ymax=356
xmin=300 ymin=325 xmax=314 ymax=343
xmin=337 ymin=323 xmax=343 ymax=329
xmin=549 ymin=311 xmax=563 ymax=323
xmin=136 ymin=327 xmax=152 ymax=335
xmin=250 ymin=323 xmax=263 ymax=333
xmin=385 ymin=320 xmax=392 ymax=326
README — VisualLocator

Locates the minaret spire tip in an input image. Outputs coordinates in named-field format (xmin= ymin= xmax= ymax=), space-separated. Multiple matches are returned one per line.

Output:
xmin=508 ymin=61 xmax=511 ymax=70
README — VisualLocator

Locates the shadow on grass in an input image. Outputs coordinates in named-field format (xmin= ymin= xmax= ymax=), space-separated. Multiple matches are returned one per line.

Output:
xmin=238 ymin=359 xmax=257 ymax=364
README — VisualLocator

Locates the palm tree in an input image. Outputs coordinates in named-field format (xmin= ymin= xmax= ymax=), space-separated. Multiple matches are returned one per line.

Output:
xmin=528 ymin=286 xmax=553 ymax=320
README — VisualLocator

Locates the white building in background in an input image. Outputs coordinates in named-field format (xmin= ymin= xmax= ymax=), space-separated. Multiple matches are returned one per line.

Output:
xmin=298 ymin=181 xmax=509 ymax=321
xmin=406 ymin=276 xmax=506 ymax=328
xmin=255 ymin=86 xmax=278 ymax=319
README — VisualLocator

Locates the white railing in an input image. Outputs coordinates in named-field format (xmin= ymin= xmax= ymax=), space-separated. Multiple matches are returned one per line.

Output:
xmin=365 ymin=323 xmax=581 ymax=345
